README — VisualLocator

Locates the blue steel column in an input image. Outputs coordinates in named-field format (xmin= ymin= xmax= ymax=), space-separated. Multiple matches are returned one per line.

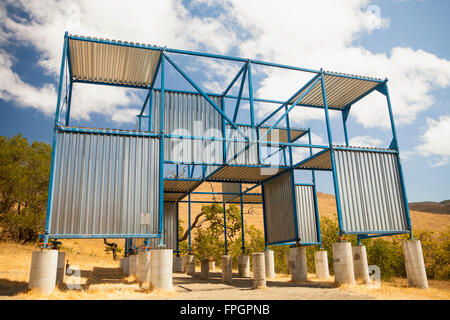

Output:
xmin=221 ymin=97 xmax=226 ymax=164
xmin=43 ymin=32 xmax=68 ymax=247
xmin=223 ymin=202 xmax=228 ymax=255
xmin=309 ymin=129 xmax=322 ymax=247
xmin=320 ymin=73 xmax=345 ymax=236
xmin=188 ymin=193 xmax=192 ymax=253
xmin=342 ymin=106 xmax=350 ymax=147
xmin=261 ymin=184 xmax=269 ymax=250
xmin=383 ymin=81 xmax=413 ymax=238
xmin=158 ymin=54 xmax=165 ymax=246
xmin=176 ymin=201 xmax=180 ymax=255
xmin=148 ymin=90 xmax=153 ymax=131
xmin=239 ymin=184 xmax=245 ymax=253
xmin=65 ymin=82 xmax=73 ymax=126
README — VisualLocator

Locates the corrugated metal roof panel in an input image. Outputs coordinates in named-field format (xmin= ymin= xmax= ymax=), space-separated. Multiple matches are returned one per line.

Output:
xmin=296 ymin=150 xmax=332 ymax=170
xmin=68 ymin=37 xmax=161 ymax=87
xmin=208 ymin=165 xmax=287 ymax=182
xmin=290 ymin=74 xmax=380 ymax=109
xmin=164 ymin=180 xmax=202 ymax=193
xmin=229 ymin=193 xmax=262 ymax=204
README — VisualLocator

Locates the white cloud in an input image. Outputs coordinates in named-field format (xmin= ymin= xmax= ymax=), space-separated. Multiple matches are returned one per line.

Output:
xmin=416 ymin=115 xmax=450 ymax=167
xmin=349 ymin=135 xmax=382 ymax=147
xmin=1 ymin=0 xmax=450 ymax=136
xmin=0 ymin=0 xmax=237 ymax=122
xmin=0 ymin=50 xmax=56 ymax=115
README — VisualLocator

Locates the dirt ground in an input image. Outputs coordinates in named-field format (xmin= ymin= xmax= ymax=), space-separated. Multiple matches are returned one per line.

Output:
xmin=0 ymin=241 xmax=449 ymax=300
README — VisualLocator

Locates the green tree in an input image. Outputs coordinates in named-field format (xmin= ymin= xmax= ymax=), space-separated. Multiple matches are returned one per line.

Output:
xmin=0 ymin=135 xmax=51 ymax=243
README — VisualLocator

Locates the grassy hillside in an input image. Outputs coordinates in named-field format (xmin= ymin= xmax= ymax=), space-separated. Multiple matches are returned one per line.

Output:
xmin=409 ymin=200 xmax=450 ymax=215
xmin=179 ymin=183 xmax=450 ymax=236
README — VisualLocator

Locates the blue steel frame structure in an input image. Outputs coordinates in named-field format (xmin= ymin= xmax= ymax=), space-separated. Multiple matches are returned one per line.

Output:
xmin=42 ymin=32 xmax=413 ymax=252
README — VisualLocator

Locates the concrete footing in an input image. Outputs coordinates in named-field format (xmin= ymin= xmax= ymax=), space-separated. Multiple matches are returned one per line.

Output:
xmin=402 ymin=240 xmax=429 ymax=289
xmin=137 ymin=251 xmax=151 ymax=286
xmin=209 ymin=259 xmax=215 ymax=272
xmin=120 ymin=258 xmax=124 ymax=270
xmin=56 ymin=251 xmax=66 ymax=285
xmin=128 ymin=254 xmax=138 ymax=276
xmin=221 ymin=255 xmax=232 ymax=284
xmin=238 ymin=255 xmax=250 ymax=277
xmin=332 ymin=242 xmax=355 ymax=285
xmin=28 ymin=250 xmax=58 ymax=293
xmin=264 ymin=249 xmax=275 ymax=279
xmin=185 ymin=255 xmax=196 ymax=276
xmin=123 ymin=256 xmax=130 ymax=275
xmin=314 ymin=250 xmax=330 ymax=280
xmin=352 ymin=245 xmax=369 ymax=283
xmin=173 ymin=255 xmax=183 ymax=273
xmin=252 ymin=252 xmax=266 ymax=288
xmin=201 ymin=258 xmax=210 ymax=280
xmin=290 ymin=247 xmax=308 ymax=282
xmin=150 ymin=249 xmax=173 ymax=291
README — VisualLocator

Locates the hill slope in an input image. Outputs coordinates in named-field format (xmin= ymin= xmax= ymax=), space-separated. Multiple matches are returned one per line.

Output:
xmin=409 ymin=200 xmax=450 ymax=215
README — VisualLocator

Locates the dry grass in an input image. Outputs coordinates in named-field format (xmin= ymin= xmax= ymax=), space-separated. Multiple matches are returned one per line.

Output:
xmin=339 ymin=278 xmax=450 ymax=300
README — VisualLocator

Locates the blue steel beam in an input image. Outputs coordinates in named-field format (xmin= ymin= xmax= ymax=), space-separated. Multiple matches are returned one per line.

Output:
xmin=320 ymin=73 xmax=345 ymax=235
xmin=259 ymin=76 xmax=322 ymax=141
xmin=43 ymin=32 xmax=68 ymax=247
xmin=163 ymin=53 xmax=249 ymax=142
xmin=380 ymin=81 xmax=413 ymax=237
xmin=232 ymin=63 xmax=248 ymax=122
xmin=258 ymin=74 xmax=322 ymax=128
xmin=223 ymin=63 xmax=247 ymax=96
xmin=158 ymin=54 xmax=165 ymax=247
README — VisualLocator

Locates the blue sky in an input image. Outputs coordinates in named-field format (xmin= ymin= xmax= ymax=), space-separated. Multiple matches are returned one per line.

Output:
xmin=0 ymin=0 xmax=449 ymax=202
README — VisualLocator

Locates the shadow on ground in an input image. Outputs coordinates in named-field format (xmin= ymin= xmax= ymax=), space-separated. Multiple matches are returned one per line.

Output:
xmin=0 ymin=278 xmax=28 ymax=296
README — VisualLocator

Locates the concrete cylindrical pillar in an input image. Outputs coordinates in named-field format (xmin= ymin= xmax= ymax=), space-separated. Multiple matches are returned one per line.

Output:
xmin=128 ymin=254 xmax=138 ymax=276
xmin=264 ymin=249 xmax=275 ymax=280
xmin=221 ymin=255 xmax=232 ymax=284
xmin=201 ymin=258 xmax=210 ymax=280
xmin=314 ymin=250 xmax=330 ymax=280
xmin=352 ymin=245 xmax=369 ymax=283
xmin=185 ymin=255 xmax=196 ymax=276
xmin=123 ymin=256 xmax=130 ymax=275
xmin=209 ymin=259 xmax=216 ymax=272
xmin=332 ymin=242 xmax=355 ymax=285
xmin=402 ymin=240 xmax=428 ymax=289
xmin=150 ymin=249 xmax=173 ymax=291
xmin=252 ymin=252 xmax=266 ymax=289
xmin=28 ymin=250 xmax=58 ymax=293
xmin=56 ymin=251 xmax=65 ymax=285
xmin=238 ymin=255 xmax=250 ymax=278
xmin=137 ymin=251 xmax=151 ymax=285
xmin=290 ymin=247 xmax=308 ymax=282
xmin=173 ymin=255 xmax=183 ymax=273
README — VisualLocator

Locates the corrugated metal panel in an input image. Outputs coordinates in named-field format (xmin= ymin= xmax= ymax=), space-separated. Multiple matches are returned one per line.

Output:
xmin=164 ymin=180 xmax=202 ymax=193
xmin=229 ymin=194 xmax=262 ymax=204
xmin=263 ymin=171 xmax=297 ymax=244
xmin=334 ymin=149 xmax=408 ymax=233
xmin=145 ymin=202 xmax=178 ymax=250
xmin=68 ymin=37 xmax=161 ymax=87
xmin=163 ymin=202 xmax=178 ymax=250
xmin=296 ymin=150 xmax=332 ymax=170
xmin=226 ymin=124 xmax=258 ymax=165
xmin=290 ymin=74 xmax=380 ymax=109
xmin=258 ymin=126 xmax=307 ymax=143
xmin=164 ymin=192 xmax=186 ymax=202
xmin=208 ymin=166 xmax=286 ymax=183
xmin=295 ymin=185 xmax=318 ymax=243
xmin=49 ymin=131 xmax=160 ymax=235
xmin=222 ymin=182 xmax=241 ymax=202
xmin=152 ymin=91 xmax=223 ymax=164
